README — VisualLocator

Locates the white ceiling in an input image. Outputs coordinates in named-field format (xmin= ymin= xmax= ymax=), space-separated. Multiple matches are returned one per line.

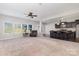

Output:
xmin=0 ymin=3 xmax=79 ymax=22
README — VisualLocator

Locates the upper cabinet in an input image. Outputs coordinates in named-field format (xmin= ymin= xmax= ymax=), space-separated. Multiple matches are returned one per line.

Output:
xmin=55 ymin=21 xmax=76 ymax=28
xmin=75 ymin=20 xmax=79 ymax=24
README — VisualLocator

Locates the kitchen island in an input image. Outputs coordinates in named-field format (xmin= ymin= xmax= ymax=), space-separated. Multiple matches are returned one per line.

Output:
xmin=50 ymin=30 xmax=76 ymax=42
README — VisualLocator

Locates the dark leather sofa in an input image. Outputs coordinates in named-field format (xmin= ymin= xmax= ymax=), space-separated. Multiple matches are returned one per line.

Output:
xmin=30 ymin=30 xmax=37 ymax=37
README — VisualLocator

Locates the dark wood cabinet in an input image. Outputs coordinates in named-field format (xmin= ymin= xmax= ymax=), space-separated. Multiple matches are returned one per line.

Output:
xmin=50 ymin=30 xmax=76 ymax=42
xmin=75 ymin=20 xmax=79 ymax=24
xmin=55 ymin=22 xmax=76 ymax=28
xmin=66 ymin=22 xmax=76 ymax=28
xmin=55 ymin=24 xmax=60 ymax=28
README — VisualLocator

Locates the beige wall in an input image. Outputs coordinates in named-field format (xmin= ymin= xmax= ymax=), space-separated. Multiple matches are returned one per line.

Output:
xmin=0 ymin=14 xmax=38 ymax=40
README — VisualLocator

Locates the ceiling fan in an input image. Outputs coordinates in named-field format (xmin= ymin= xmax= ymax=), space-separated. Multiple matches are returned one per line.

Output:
xmin=26 ymin=12 xmax=37 ymax=18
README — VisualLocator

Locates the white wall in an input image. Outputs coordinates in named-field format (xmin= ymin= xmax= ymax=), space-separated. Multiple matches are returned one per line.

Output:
xmin=45 ymin=22 xmax=56 ymax=36
xmin=0 ymin=14 xmax=38 ymax=40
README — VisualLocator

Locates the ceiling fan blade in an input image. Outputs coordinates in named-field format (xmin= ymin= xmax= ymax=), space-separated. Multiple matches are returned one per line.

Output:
xmin=28 ymin=12 xmax=32 ymax=16
xmin=25 ymin=12 xmax=37 ymax=18
xmin=33 ymin=15 xmax=37 ymax=17
xmin=31 ymin=16 xmax=34 ymax=18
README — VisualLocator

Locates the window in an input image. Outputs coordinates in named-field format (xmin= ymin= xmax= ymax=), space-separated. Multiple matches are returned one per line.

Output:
xmin=15 ymin=24 xmax=21 ymax=33
xmin=28 ymin=25 xmax=32 ymax=31
xmin=5 ymin=22 xmax=13 ymax=33
xmin=22 ymin=24 xmax=27 ymax=33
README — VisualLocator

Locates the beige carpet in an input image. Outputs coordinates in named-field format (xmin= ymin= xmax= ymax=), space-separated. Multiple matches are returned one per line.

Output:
xmin=0 ymin=37 xmax=79 ymax=56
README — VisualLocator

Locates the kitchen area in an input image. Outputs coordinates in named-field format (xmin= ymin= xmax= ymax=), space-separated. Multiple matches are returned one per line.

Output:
xmin=50 ymin=20 xmax=79 ymax=42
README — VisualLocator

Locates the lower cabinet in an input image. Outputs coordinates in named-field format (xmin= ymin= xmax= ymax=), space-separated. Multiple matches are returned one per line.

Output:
xmin=50 ymin=30 xmax=76 ymax=42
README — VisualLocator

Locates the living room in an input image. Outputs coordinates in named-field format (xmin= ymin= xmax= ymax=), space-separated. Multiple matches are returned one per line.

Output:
xmin=0 ymin=3 xmax=79 ymax=56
